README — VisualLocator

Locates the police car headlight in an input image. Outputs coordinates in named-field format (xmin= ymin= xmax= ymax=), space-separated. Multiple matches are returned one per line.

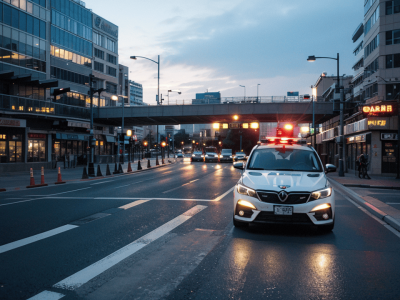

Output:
xmin=237 ymin=184 xmax=257 ymax=198
xmin=192 ymin=154 xmax=195 ymax=157
xmin=205 ymin=155 xmax=208 ymax=157
xmin=310 ymin=187 xmax=332 ymax=200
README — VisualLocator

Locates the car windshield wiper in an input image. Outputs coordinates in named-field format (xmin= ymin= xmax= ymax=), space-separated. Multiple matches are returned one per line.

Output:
xmin=248 ymin=167 xmax=264 ymax=170
xmin=274 ymin=169 xmax=295 ymax=171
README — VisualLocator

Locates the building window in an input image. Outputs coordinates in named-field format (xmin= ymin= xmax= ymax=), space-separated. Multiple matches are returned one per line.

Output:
xmin=93 ymin=32 xmax=104 ymax=47
xmin=94 ymin=48 xmax=104 ymax=60
xmin=364 ymin=57 xmax=379 ymax=78
xmin=364 ymin=4 xmax=380 ymax=36
xmin=106 ymin=66 xmax=117 ymax=77
xmin=106 ymin=82 xmax=117 ymax=94
xmin=51 ymin=66 xmax=89 ymax=86
xmin=386 ymin=84 xmax=400 ymax=100
xmin=106 ymin=37 xmax=116 ymax=53
xmin=28 ymin=139 xmax=46 ymax=162
xmin=107 ymin=54 xmax=117 ymax=65
xmin=51 ymin=45 xmax=92 ymax=68
xmin=94 ymin=61 xmax=104 ymax=72
xmin=365 ymin=83 xmax=378 ymax=99
xmin=386 ymin=29 xmax=400 ymax=45
xmin=365 ymin=34 xmax=379 ymax=57
xmin=386 ymin=1 xmax=400 ymax=15
xmin=386 ymin=53 xmax=400 ymax=68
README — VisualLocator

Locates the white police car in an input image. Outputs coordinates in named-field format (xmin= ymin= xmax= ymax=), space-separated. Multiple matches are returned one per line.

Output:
xmin=233 ymin=137 xmax=337 ymax=232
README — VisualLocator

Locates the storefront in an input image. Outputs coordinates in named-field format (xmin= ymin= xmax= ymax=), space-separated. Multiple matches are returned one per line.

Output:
xmin=28 ymin=133 xmax=47 ymax=162
xmin=53 ymin=133 xmax=89 ymax=165
xmin=381 ymin=133 xmax=398 ymax=173
xmin=346 ymin=132 xmax=371 ymax=172
xmin=0 ymin=118 xmax=26 ymax=163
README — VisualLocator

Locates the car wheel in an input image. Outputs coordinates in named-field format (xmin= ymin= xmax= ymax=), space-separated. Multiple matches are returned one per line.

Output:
xmin=233 ymin=216 xmax=249 ymax=228
xmin=318 ymin=219 xmax=334 ymax=233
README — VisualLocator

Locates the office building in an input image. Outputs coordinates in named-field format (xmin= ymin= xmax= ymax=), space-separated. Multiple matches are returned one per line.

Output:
xmin=129 ymin=80 xmax=143 ymax=106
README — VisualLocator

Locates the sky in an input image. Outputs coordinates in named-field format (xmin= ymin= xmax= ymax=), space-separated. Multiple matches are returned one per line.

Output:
xmin=85 ymin=0 xmax=363 ymax=105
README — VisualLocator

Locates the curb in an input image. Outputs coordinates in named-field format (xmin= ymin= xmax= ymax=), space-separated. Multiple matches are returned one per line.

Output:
xmin=329 ymin=178 xmax=400 ymax=232
xmin=343 ymin=184 xmax=400 ymax=190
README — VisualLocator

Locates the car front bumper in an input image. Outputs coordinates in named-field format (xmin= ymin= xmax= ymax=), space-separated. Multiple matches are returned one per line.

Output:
xmin=233 ymin=188 xmax=335 ymax=226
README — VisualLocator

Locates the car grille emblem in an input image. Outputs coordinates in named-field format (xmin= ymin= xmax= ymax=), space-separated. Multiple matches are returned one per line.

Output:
xmin=278 ymin=185 xmax=290 ymax=189
xmin=278 ymin=191 xmax=289 ymax=202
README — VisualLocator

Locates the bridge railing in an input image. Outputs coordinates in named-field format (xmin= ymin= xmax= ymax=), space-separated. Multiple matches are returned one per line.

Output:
xmin=162 ymin=96 xmax=314 ymax=105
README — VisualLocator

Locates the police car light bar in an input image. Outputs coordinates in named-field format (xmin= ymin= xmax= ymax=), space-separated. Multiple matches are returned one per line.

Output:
xmin=259 ymin=137 xmax=307 ymax=146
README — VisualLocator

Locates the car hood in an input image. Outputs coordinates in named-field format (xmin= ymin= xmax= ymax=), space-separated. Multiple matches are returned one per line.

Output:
xmin=242 ymin=170 xmax=327 ymax=192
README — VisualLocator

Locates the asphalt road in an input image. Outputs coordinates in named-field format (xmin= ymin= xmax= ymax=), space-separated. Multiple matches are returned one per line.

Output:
xmin=1 ymin=161 xmax=400 ymax=300
xmin=349 ymin=187 xmax=400 ymax=210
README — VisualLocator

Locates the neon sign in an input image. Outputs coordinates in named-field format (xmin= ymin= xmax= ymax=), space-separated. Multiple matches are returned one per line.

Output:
xmin=362 ymin=104 xmax=397 ymax=116
xmin=368 ymin=120 xmax=387 ymax=126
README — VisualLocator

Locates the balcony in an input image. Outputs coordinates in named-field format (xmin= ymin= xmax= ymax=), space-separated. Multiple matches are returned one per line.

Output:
xmin=0 ymin=94 xmax=90 ymax=120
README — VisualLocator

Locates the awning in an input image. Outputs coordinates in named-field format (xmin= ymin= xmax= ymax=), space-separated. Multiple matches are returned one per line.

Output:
xmin=56 ymin=133 xmax=90 ymax=141
xmin=67 ymin=120 xmax=90 ymax=129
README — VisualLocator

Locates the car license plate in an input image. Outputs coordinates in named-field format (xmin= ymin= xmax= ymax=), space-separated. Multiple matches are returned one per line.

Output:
xmin=274 ymin=206 xmax=293 ymax=215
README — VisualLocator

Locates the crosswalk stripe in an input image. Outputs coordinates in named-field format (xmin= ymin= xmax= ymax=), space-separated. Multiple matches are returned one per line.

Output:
xmin=27 ymin=290 xmax=65 ymax=300
xmin=0 ymin=225 xmax=78 ymax=254
xmin=119 ymin=200 xmax=149 ymax=210
xmin=53 ymin=205 xmax=207 ymax=291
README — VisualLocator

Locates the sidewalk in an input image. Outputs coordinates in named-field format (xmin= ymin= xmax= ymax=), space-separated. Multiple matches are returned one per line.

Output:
xmin=328 ymin=172 xmax=400 ymax=232
xmin=0 ymin=157 xmax=176 ymax=192
xmin=328 ymin=171 xmax=400 ymax=190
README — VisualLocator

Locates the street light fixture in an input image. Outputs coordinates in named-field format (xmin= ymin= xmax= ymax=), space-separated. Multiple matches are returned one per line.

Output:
xmin=307 ymin=53 xmax=345 ymax=177
xmin=233 ymin=115 xmax=239 ymax=121
xmin=131 ymin=55 xmax=161 ymax=146
xmin=167 ymin=89 xmax=181 ymax=105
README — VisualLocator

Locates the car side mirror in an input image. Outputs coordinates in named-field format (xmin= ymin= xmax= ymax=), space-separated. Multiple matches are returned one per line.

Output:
xmin=233 ymin=162 xmax=244 ymax=170
xmin=325 ymin=164 xmax=337 ymax=173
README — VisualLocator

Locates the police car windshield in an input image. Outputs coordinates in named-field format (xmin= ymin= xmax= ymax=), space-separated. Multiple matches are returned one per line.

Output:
xmin=247 ymin=148 xmax=322 ymax=172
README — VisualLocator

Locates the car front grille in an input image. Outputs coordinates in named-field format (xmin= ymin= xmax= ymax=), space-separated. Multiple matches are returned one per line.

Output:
xmin=254 ymin=211 xmax=312 ymax=224
xmin=257 ymin=191 xmax=310 ymax=204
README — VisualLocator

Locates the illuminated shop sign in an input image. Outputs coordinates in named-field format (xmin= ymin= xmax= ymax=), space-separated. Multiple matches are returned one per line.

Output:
xmin=28 ymin=133 xmax=46 ymax=139
xmin=368 ymin=120 xmax=386 ymax=126
xmin=381 ymin=133 xmax=398 ymax=140
xmin=362 ymin=104 xmax=397 ymax=116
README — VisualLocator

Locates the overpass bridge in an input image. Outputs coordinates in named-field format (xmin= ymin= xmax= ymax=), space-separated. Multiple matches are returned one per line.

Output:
xmin=94 ymin=101 xmax=335 ymax=126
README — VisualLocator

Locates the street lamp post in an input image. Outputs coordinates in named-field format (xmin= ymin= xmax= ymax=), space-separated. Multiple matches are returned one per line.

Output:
xmin=257 ymin=84 xmax=260 ymax=102
xmin=307 ymin=53 xmax=345 ymax=177
xmin=240 ymin=85 xmax=246 ymax=102
xmin=167 ymin=89 xmax=181 ymax=105
xmin=130 ymin=55 xmax=160 ymax=146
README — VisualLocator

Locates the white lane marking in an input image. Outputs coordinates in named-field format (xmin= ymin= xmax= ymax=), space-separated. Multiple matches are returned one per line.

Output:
xmin=213 ymin=186 xmax=235 ymax=202
xmin=163 ymin=179 xmax=200 ymax=194
xmin=28 ymin=187 xmax=92 ymax=197
xmin=337 ymin=190 xmax=400 ymax=237
xmin=91 ymin=180 xmax=116 ymax=185
xmin=27 ymin=290 xmax=65 ymax=300
xmin=119 ymin=200 xmax=149 ymax=210
xmin=53 ymin=205 xmax=207 ymax=290
xmin=114 ymin=180 xmax=146 ymax=189
xmin=0 ymin=225 xmax=78 ymax=254
xmin=0 ymin=198 xmax=46 ymax=207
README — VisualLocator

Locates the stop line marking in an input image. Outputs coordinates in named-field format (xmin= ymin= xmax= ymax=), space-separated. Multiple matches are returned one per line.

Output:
xmin=27 ymin=290 xmax=65 ymax=300
xmin=52 ymin=205 xmax=207 ymax=291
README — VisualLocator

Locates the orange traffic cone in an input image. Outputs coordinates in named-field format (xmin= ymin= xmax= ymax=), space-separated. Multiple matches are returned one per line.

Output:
xmin=27 ymin=168 xmax=35 ymax=188
xmin=127 ymin=162 xmax=132 ymax=172
xmin=55 ymin=167 xmax=66 ymax=184
xmin=41 ymin=166 xmax=45 ymax=185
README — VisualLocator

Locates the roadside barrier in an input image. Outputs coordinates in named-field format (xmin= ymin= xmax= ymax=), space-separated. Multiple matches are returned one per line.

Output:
xmin=97 ymin=165 xmax=103 ymax=177
xmin=147 ymin=159 xmax=151 ymax=168
xmin=113 ymin=163 xmax=118 ymax=174
xmin=162 ymin=158 xmax=165 ymax=164
xmin=156 ymin=157 xmax=160 ymax=166
xmin=55 ymin=167 xmax=66 ymax=184
xmin=127 ymin=162 xmax=132 ymax=172
xmin=118 ymin=163 xmax=124 ymax=173
xmin=137 ymin=160 xmax=142 ymax=170
xmin=82 ymin=167 xmax=89 ymax=179
xmin=29 ymin=168 xmax=35 ymax=186
xmin=106 ymin=164 xmax=111 ymax=176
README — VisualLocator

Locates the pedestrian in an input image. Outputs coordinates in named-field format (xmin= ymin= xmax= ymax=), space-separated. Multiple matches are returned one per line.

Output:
xmin=358 ymin=153 xmax=371 ymax=179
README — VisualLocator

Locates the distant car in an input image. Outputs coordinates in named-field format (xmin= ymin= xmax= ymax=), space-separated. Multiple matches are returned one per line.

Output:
xmin=220 ymin=149 xmax=233 ymax=162
xmin=176 ymin=153 xmax=183 ymax=158
xmin=204 ymin=152 xmax=219 ymax=163
xmin=234 ymin=152 xmax=247 ymax=161
xmin=191 ymin=151 xmax=204 ymax=162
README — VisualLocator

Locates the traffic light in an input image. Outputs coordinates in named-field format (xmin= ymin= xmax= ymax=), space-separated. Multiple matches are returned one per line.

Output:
xmin=276 ymin=123 xmax=294 ymax=138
